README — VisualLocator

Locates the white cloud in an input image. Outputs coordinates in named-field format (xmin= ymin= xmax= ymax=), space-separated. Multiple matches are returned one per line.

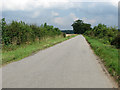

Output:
xmin=51 ymin=11 xmax=59 ymax=16
xmin=82 ymin=17 xmax=96 ymax=25
xmin=72 ymin=0 xmax=119 ymax=7
xmin=31 ymin=11 xmax=40 ymax=18
xmin=0 ymin=0 xmax=2 ymax=12
xmin=53 ymin=17 xmax=65 ymax=25
xmin=69 ymin=13 xmax=79 ymax=21
xmin=71 ymin=0 xmax=119 ymax=2
xmin=2 ymin=0 xmax=30 ymax=11
xmin=110 ymin=0 xmax=119 ymax=7
xmin=2 ymin=0 xmax=118 ymax=11
xmin=2 ymin=0 xmax=70 ymax=11
xmin=53 ymin=13 xmax=78 ymax=25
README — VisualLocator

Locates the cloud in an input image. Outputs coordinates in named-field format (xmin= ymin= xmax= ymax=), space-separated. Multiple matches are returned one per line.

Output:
xmin=51 ymin=11 xmax=59 ymax=16
xmin=2 ymin=0 xmax=118 ymax=11
xmin=82 ymin=17 xmax=96 ymax=25
xmin=2 ymin=0 xmax=30 ymax=11
xmin=31 ymin=11 xmax=40 ymax=18
xmin=0 ymin=0 xmax=1 ymax=19
xmin=53 ymin=17 xmax=64 ymax=25
xmin=53 ymin=13 xmax=78 ymax=25
xmin=69 ymin=13 xmax=79 ymax=21
xmin=2 ymin=0 xmax=118 ymax=14
xmin=109 ymin=0 xmax=119 ymax=7
xmin=2 ymin=1 xmax=118 ymax=29
xmin=2 ymin=0 xmax=70 ymax=11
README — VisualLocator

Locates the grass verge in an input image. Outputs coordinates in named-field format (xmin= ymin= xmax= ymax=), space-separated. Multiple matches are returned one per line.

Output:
xmin=84 ymin=36 xmax=119 ymax=80
xmin=2 ymin=35 xmax=77 ymax=66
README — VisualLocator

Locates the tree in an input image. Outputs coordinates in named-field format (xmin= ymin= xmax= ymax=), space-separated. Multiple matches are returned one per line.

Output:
xmin=71 ymin=19 xmax=91 ymax=34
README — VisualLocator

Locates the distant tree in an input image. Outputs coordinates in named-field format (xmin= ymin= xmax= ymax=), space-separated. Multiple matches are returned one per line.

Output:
xmin=71 ymin=19 xmax=91 ymax=34
xmin=44 ymin=23 xmax=47 ymax=27
xmin=61 ymin=30 xmax=74 ymax=34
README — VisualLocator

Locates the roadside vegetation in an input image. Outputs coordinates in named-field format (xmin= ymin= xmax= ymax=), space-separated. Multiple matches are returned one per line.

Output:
xmin=1 ymin=18 xmax=62 ymax=46
xmin=61 ymin=30 xmax=74 ymax=34
xmin=84 ymin=23 xmax=119 ymax=49
xmin=85 ymin=36 xmax=118 ymax=77
xmin=2 ymin=35 xmax=76 ymax=65
xmin=72 ymin=19 xmax=119 ymax=83
xmin=1 ymin=18 xmax=76 ymax=65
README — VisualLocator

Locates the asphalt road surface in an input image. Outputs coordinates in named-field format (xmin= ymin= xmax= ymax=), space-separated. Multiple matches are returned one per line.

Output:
xmin=2 ymin=35 xmax=116 ymax=88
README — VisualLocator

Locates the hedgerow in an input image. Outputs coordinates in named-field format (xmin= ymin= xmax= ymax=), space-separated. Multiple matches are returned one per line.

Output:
xmin=1 ymin=18 xmax=62 ymax=47
xmin=84 ymin=23 xmax=119 ymax=48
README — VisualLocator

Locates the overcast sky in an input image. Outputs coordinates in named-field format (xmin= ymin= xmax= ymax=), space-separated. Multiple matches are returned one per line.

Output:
xmin=1 ymin=0 xmax=119 ymax=30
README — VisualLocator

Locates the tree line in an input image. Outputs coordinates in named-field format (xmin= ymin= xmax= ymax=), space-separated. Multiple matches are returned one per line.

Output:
xmin=61 ymin=30 xmax=74 ymax=34
xmin=71 ymin=20 xmax=91 ymax=34
xmin=1 ymin=18 xmax=62 ymax=46
xmin=71 ymin=19 xmax=119 ymax=48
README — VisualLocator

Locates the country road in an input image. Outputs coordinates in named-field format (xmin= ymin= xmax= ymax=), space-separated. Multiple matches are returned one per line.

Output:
xmin=2 ymin=35 xmax=116 ymax=88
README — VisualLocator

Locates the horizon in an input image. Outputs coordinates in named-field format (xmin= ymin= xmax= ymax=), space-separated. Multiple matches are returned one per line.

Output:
xmin=1 ymin=0 xmax=119 ymax=30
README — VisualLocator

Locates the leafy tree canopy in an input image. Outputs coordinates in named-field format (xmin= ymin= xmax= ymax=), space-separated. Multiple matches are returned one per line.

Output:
xmin=71 ymin=19 xmax=91 ymax=34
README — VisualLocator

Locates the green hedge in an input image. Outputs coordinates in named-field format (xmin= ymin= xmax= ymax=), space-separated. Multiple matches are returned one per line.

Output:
xmin=84 ymin=23 xmax=119 ymax=48
xmin=1 ymin=18 xmax=62 ymax=47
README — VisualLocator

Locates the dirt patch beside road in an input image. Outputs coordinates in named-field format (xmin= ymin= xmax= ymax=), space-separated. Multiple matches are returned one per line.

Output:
xmin=66 ymin=34 xmax=77 ymax=37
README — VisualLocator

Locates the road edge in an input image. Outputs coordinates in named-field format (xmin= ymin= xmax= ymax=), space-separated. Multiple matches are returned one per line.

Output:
xmin=84 ymin=35 xmax=118 ymax=88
